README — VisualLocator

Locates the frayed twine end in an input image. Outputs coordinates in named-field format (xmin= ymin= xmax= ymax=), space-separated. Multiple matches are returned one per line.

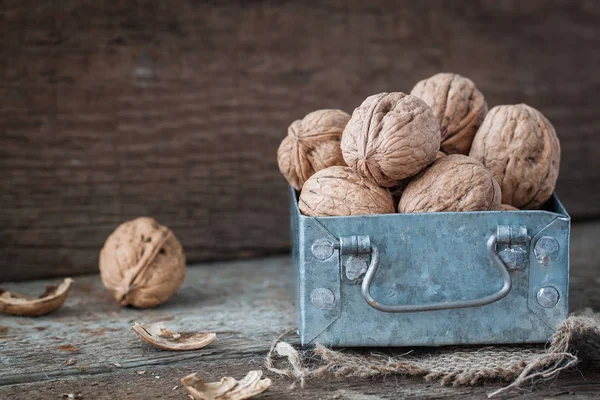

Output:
xmin=265 ymin=310 xmax=600 ymax=397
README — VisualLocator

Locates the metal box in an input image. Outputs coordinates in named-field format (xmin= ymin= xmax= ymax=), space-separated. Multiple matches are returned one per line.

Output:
xmin=289 ymin=187 xmax=570 ymax=347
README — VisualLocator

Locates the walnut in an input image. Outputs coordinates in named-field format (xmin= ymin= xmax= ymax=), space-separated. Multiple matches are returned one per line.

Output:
xmin=469 ymin=104 xmax=560 ymax=209
xmin=182 ymin=370 xmax=271 ymax=400
xmin=411 ymin=73 xmax=488 ymax=155
xmin=341 ymin=92 xmax=441 ymax=187
xmin=299 ymin=166 xmax=394 ymax=216
xmin=277 ymin=109 xmax=350 ymax=190
xmin=398 ymin=154 xmax=501 ymax=213
xmin=501 ymin=204 xmax=519 ymax=211
xmin=99 ymin=217 xmax=186 ymax=308
xmin=132 ymin=322 xmax=216 ymax=351
xmin=0 ymin=278 xmax=73 ymax=317
xmin=382 ymin=152 xmax=446 ymax=206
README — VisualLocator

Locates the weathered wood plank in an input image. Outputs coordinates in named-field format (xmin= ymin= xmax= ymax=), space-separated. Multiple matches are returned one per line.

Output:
xmin=567 ymin=220 xmax=600 ymax=312
xmin=1 ymin=247 xmax=600 ymax=399
xmin=1 ymin=0 xmax=600 ymax=280
xmin=0 ymin=257 xmax=295 ymax=386
xmin=2 ymin=366 xmax=600 ymax=399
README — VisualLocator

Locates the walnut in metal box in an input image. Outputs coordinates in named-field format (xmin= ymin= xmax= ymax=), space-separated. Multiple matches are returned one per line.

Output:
xmin=289 ymin=187 xmax=569 ymax=347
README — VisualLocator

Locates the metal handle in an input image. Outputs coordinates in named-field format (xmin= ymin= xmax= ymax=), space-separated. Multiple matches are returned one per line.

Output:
xmin=361 ymin=233 xmax=512 ymax=312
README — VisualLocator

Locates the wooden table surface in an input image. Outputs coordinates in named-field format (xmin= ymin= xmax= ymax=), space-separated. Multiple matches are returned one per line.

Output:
xmin=1 ymin=222 xmax=600 ymax=399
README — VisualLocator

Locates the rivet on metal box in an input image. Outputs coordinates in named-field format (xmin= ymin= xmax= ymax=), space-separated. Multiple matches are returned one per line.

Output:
xmin=289 ymin=187 xmax=570 ymax=347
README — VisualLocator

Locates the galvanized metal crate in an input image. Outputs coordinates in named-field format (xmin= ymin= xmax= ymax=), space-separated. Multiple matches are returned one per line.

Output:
xmin=289 ymin=187 xmax=570 ymax=347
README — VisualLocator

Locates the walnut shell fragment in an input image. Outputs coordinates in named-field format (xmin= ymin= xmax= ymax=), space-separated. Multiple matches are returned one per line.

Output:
xmin=0 ymin=278 xmax=73 ymax=317
xmin=411 ymin=73 xmax=488 ymax=155
xmin=277 ymin=109 xmax=350 ymax=190
xmin=341 ymin=92 xmax=441 ymax=187
xmin=99 ymin=217 xmax=186 ymax=308
xmin=299 ymin=166 xmax=395 ymax=216
xmin=469 ymin=104 xmax=560 ymax=209
xmin=132 ymin=322 xmax=216 ymax=351
xmin=182 ymin=370 xmax=271 ymax=400
xmin=398 ymin=154 xmax=501 ymax=213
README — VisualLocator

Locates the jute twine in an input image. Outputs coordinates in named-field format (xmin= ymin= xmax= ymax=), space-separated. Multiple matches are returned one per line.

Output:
xmin=265 ymin=310 xmax=600 ymax=397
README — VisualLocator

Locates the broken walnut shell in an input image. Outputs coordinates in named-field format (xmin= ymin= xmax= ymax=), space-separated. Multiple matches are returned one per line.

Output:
xmin=0 ymin=278 xmax=73 ymax=317
xmin=299 ymin=166 xmax=395 ymax=216
xmin=277 ymin=109 xmax=350 ymax=190
xmin=341 ymin=92 xmax=441 ymax=187
xmin=132 ymin=322 xmax=216 ymax=351
xmin=398 ymin=154 xmax=501 ymax=213
xmin=182 ymin=370 xmax=272 ymax=400
xmin=99 ymin=217 xmax=185 ymax=308
xmin=469 ymin=104 xmax=560 ymax=209
xmin=411 ymin=73 xmax=488 ymax=155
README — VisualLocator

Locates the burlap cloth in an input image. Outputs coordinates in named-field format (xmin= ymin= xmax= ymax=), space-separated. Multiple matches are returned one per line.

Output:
xmin=265 ymin=310 xmax=600 ymax=397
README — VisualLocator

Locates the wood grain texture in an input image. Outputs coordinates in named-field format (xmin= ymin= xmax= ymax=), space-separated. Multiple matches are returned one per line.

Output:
xmin=1 ymin=253 xmax=599 ymax=399
xmin=1 ymin=0 xmax=600 ymax=280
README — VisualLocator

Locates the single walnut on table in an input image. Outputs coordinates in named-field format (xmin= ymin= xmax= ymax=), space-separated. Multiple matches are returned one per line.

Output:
xmin=99 ymin=217 xmax=186 ymax=308
xmin=341 ymin=92 xmax=441 ymax=187
xmin=299 ymin=166 xmax=395 ymax=216
xmin=277 ymin=109 xmax=350 ymax=190
xmin=469 ymin=104 xmax=560 ymax=209
xmin=398 ymin=154 xmax=501 ymax=213
xmin=411 ymin=73 xmax=488 ymax=155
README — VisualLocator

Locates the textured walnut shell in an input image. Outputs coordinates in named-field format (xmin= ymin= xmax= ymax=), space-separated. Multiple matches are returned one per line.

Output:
xmin=501 ymin=204 xmax=519 ymax=211
xmin=341 ymin=92 xmax=441 ymax=187
xmin=0 ymin=278 xmax=73 ymax=317
xmin=469 ymin=104 xmax=560 ymax=209
xmin=299 ymin=166 xmax=394 ymax=216
xmin=132 ymin=322 xmax=216 ymax=351
xmin=411 ymin=73 xmax=488 ymax=155
xmin=389 ymin=153 xmax=444 ymax=205
xmin=277 ymin=109 xmax=350 ymax=190
xmin=378 ymin=153 xmax=446 ymax=203
xmin=99 ymin=217 xmax=186 ymax=308
xmin=398 ymin=155 xmax=501 ymax=213
xmin=182 ymin=370 xmax=271 ymax=400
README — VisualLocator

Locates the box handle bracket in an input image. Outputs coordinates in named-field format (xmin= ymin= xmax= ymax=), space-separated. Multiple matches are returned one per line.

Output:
xmin=359 ymin=232 xmax=513 ymax=313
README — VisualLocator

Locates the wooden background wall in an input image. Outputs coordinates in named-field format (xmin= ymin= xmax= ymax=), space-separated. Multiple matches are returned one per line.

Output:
xmin=1 ymin=0 xmax=599 ymax=281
